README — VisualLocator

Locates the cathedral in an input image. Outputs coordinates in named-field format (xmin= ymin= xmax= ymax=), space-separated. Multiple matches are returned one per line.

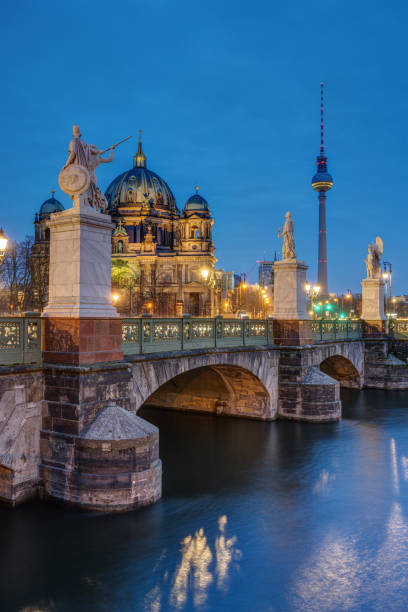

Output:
xmin=33 ymin=136 xmax=217 ymax=317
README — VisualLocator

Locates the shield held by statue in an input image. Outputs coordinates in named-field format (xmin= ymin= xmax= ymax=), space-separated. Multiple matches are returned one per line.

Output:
xmin=58 ymin=164 xmax=90 ymax=197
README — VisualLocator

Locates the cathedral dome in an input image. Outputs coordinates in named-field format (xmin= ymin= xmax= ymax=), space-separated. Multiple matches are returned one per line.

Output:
xmin=39 ymin=191 xmax=64 ymax=219
xmin=184 ymin=188 xmax=209 ymax=212
xmin=105 ymin=138 xmax=178 ymax=212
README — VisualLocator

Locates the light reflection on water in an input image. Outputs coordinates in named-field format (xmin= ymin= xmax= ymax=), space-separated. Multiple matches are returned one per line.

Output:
xmin=144 ymin=515 xmax=241 ymax=611
xmin=3 ymin=390 xmax=408 ymax=611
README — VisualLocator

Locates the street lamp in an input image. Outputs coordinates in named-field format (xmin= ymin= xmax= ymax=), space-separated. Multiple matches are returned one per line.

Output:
xmin=0 ymin=228 xmax=8 ymax=260
xmin=384 ymin=261 xmax=392 ymax=315
xmin=112 ymin=293 xmax=119 ymax=305
xmin=304 ymin=283 xmax=320 ymax=316
xmin=201 ymin=268 xmax=209 ymax=281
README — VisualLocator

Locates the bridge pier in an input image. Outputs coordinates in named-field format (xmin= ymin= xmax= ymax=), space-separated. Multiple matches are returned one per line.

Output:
xmin=39 ymin=202 xmax=161 ymax=511
xmin=277 ymin=348 xmax=341 ymax=422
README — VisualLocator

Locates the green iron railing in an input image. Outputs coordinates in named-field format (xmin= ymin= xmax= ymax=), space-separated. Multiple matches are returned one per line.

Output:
xmin=311 ymin=319 xmax=362 ymax=342
xmin=0 ymin=315 xmax=366 ymax=365
xmin=388 ymin=319 xmax=408 ymax=339
xmin=0 ymin=314 xmax=42 ymax=366
xmin=122 ymin=317 xmax=275 ymax=355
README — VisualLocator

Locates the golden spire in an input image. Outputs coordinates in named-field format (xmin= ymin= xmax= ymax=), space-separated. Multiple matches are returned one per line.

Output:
xmin=133 ymin=129 xmax=146 ymax=168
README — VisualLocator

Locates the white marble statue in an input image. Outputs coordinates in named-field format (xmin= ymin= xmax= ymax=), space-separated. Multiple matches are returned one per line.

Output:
xmin=278 ymin=212 xmax=296 ymax=260
xmin=61 ymin=125 xmax=115 ymax=212
xmin=365 ymin=236 xmax=383 ymax=279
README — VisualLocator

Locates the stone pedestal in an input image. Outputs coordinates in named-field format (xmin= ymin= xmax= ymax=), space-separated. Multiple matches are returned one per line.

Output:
xmin=273 ymin=259 xmax=312 ymax=345
xmin=361 ymin=278 xmax=385 ymax=337
xmin=40 ymin=198 xmax=162 ymax=512
xmin=43 ymin=203 xmax=123 ymax=364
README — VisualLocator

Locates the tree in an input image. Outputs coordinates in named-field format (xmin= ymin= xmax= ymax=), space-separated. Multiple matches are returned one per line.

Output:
xmin=0 ymin=236 xmax=35 ymax=314
xmin=111 ymin=259 xmax=140 ymax=315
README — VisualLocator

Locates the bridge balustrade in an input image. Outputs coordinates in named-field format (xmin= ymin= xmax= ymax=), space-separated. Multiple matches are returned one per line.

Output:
xmin=0 ymin=316 xmax=366 ymax=365
xmin=312 ymin=320 xmax=362 ymax=342
xmin=122 ymin=317 xmax=275 ymax=355
xmin=388 ymin=319 xmax=408 ymax=339
xmin=0 ymin=314 xmax=42 ymax=366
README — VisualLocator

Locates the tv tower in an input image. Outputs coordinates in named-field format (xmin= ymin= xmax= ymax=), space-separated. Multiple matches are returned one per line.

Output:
xmin=312 ymin=82 xmax=333 ymax=296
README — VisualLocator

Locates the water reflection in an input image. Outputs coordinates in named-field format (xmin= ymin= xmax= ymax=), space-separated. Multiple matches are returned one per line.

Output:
xmin=291 ymin=424 xmax=408 ymax=612
xmin=290 ymin=533 xmax=362 ymax=612
xmin=145 ymin=515 xmax=241 ymax=611
xmin=5 ymin=394 xmax=408 ymax=611
xmin=313 ymin=469 xmax=336 ymax=494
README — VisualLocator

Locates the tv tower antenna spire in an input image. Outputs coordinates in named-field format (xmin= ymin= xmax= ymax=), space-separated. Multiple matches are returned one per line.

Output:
xmin=312 ymin=82 xmax=334 ymax=297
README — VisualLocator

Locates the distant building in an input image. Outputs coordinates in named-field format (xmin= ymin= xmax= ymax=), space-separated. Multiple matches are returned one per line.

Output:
xmin=32 ymin=190 xmax=65 ymax=310
xmin=258 ymin=260 xmax=275 ymax=287
xmin=32 ymin=137 xmax=217 ymax=317
xmin=392 ymin=295 xmax=408 ymax=317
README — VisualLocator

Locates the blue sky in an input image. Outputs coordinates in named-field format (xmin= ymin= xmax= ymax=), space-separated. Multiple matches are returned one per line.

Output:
xmin=1 ymin=0 xmax=407 ymax=293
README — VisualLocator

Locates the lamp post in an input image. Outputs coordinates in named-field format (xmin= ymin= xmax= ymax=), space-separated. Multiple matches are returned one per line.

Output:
xmin=305 ymin=283 xmax=320 ymax=316
xmin=341 ymin=290 xmax=352 ymax=317
xmin=383 ymin=265 xmax=389 ymax=315
xmin=200 ymin=268 xmax=211 ymax=316
xmin=239 ymin=273 xmax=247 ymax=310
xmin=0 ymin=228 xmax=8 ymax=261
xmin=383 ymin=261 xmax=392 ymax=315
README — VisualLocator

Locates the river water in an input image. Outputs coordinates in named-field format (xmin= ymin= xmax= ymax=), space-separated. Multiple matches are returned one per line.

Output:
xmin=2 ymin=389 xmax=408 ymax=611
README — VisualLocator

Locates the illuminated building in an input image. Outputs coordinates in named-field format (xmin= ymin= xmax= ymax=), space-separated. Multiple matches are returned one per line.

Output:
xmin=31 ymin=190 xmax=65 ymax=309
xmin=106 ymin=134 xmax=216 ymax=316
xmin=312 ymin=82 xmax=334 ymax=297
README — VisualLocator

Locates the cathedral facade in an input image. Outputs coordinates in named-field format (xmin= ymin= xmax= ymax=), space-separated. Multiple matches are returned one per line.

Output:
xmin=33 ymin=138 xmax=217 ymax=317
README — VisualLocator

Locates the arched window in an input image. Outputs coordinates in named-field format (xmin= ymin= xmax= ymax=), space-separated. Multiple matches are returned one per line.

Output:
xmin=191 ymin=226 xmax=199 ymax=239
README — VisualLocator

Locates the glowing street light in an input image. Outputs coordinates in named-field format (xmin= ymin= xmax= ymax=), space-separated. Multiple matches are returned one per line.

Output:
xmin=112 ymin=293 xmax=119 ymax=304
xmin=201 ymin=268 xmax=209 ymax=281
xmin=0 ymin=228 xmax=8 ymax=260
xmin=305 ymin=282 xmax=321 ymax=315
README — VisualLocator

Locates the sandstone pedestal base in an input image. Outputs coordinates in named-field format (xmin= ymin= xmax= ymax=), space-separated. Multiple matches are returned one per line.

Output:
xmin=43 ymin=317 xmax=123 ymax=365
xmin=43 ymin=206 xmax=118 ymax=319
xmin=273 ymin=319 xmax=313 ymax=346
xmin=362 ymin=320 xmax=386 ymax=338
xmin=361 ymin=278 xmax=385 ymax=334
xmin=273 ymin=259 xmax=309 ymax=319
xmin=273 ymin=259 xmax=311 ymax=346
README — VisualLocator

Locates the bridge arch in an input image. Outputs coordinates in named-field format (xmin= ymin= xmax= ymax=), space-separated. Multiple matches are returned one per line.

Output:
xmin=129 ymin=349 xmax=279 ymax=420
xmin=310 ymin=341 xmax=364 ymax=389
xmin=320 ymin=355 xmax=361 ymax=388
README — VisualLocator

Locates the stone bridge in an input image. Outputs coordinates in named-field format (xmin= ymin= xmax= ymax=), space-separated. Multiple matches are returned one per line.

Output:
xmin=127 ymin=339 xmax=367 ymax=423
xmin=1 ymin=336 xmax=407 ymax=510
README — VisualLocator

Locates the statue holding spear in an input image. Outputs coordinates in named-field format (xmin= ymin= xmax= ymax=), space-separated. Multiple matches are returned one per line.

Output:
xmin=59 ymin=125 xmax=131 ymax=212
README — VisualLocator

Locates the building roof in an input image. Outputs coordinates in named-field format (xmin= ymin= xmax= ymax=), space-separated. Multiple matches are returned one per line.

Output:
xmin=105 ymin=138 xmax=178 ymax=212
xmin=39 ymin=190 xmax=64 ymax=219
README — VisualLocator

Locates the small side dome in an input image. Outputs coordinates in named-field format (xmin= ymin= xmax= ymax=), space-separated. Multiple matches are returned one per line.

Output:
xmin=184 ymin=186 xmax=209 ymax=211
xmin=39 ymin=190 xmax=64 ymax=219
